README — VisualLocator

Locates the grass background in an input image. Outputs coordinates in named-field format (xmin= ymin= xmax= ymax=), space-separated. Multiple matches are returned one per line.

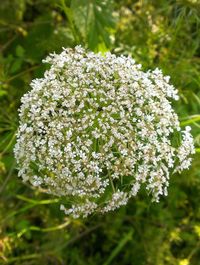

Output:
xmin=0 ymin=0 xmax=200 ymax=264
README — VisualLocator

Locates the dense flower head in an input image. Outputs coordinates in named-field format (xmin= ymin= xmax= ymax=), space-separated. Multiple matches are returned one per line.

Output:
xmin=14 ymin=46 xmax=195 ymax=218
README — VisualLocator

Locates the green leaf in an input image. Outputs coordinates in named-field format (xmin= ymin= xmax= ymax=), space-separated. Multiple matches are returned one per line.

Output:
xmin=10 ymin=59 xmax=23 ymax=74
xmin=0 ymin=90 xmax=7 ymax=97
xmin=16 ymin=45 xmax=25 ymax=57
xmin=70 ymin=0 xmax=116 ymax=51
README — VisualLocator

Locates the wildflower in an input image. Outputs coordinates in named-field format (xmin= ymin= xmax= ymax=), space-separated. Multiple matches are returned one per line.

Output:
xmin=14 ymin=46 xmax=195 ymax=218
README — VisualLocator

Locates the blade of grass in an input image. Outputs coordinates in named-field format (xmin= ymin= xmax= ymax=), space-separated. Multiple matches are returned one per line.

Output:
xmin=0 ymin=160 xmax=15 ymax=194
xmin=1 ymin=196 xmax=60 ymax=224
xmin=180 ymin=115 xmax=200 ymax=126
xmin=17 ymin=219 xmax=71 ymax=238
xmin=103 ymin=230 xmax=133 ymax=265
xmin=16 ymin=194 xmax=60 ymax=205
xmin=6 ymin=253 xmax=42 ymax=264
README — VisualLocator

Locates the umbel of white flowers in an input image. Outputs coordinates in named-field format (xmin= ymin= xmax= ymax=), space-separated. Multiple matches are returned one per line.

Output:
xmin=14 ymin=46 xmax=195 ymax=218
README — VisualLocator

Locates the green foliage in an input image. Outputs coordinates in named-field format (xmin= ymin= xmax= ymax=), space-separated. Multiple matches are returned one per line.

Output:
xmin=60 ymin=0 xmax=116 ymax=51
xmin=0 ymin=0 xmax=200 ymax=264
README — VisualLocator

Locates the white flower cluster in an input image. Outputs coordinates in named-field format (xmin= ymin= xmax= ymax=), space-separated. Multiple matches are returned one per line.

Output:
xmin=14 ymin=46 xmax=195 ymax=218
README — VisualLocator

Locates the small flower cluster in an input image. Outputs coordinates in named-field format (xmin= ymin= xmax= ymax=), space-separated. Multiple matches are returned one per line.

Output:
xmin=14 ymin=46 xmax=195 ymax=218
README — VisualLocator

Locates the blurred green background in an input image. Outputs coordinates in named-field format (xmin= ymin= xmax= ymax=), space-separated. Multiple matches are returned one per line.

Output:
xmin=0 ymin=0 xmax=200 ymax=264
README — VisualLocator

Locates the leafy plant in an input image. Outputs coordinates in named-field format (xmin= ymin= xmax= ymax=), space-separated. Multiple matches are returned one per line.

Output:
xmin=0 ymin=0 xmax=200 ymax=264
